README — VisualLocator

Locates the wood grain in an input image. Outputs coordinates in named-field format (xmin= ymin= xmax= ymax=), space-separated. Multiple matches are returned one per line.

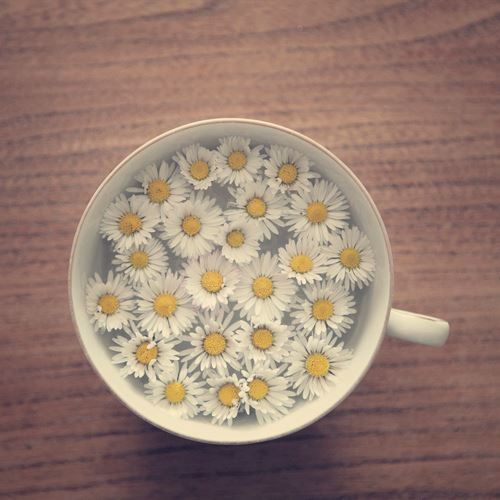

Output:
xmin=1 ymin=0 xmax=500 ymax=498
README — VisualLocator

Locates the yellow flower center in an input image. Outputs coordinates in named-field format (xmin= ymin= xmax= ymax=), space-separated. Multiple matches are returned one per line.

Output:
xmin=312 ymin=299 xmax=334 ymax=321
xmin=290 ymin=254 xmax=313 ymax=274
xmin=228 ymin=151 xmax=247 ymax=171
xmin=203 ymin=332 xmax=227 ymax=356
xmin=306 ymin=202 xmax=328 ymax=223
xmin=226 ymin=229 xmax=245 ymax=248
xmin=190 ymin=160 xmax=209 ymax=180
xmin=252 ymin=276 xmax=274 ymax=299
xmin=119 ymin=213 xmax=142 ymax=236
xmin=201 ymin=271 xmax=224 ymax=293
xmin=251 ymin=328 xmax=273 ymax=350
xmin=154 ymin=293 xmax=177 ymax=317
xmin=182 ymin=215 xmax=201 ymax=236
xmin=340 ymin=247 xmax=361 ymax=269
xmin=246 ymin=197 xmax=267 ymax=218
xmin=305 ymin=353 xmax=330 ymax=377
xmin=218 ymin=383 xmax=239 ymax=407
xmin=135 ymin=342 xmax=158 ymax=365
xmin=98 ymin=294 xmax=119 ymax=315
xmin=147 ymin=179 xmax=170 ymax=204
xmin=129 ymin=250 xmax=149 ymax=269
xmin=278 ymin=163 xmax=298 ymax=185
xmin=248 ymin=378 xmax=269 ymax=401
xmin=164 ymin=382 xmax=186 ymax=404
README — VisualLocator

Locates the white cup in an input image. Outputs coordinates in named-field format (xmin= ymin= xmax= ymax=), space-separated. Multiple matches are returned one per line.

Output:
xmin=69 ymin=118 xmax=449 ymax=444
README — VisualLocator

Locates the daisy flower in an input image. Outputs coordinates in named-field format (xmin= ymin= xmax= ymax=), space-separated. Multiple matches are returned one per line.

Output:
xmin=144 ymin=363 xmax=205 ymax=419
xmin=112 ymin=238 xmax=168 ymax=287
xmin=85 ymin=271 xmax=135 ymax=332
xmin=136 ymin=271 xmax=197 ymax=337
xmin=183 ymin=251 xmax=240 ymax=311
xmin=109 ymin=323 xmax=180 ymax=379
xmin=290 ymin=279 xmax=356 ymax=337
xmin=240 ymin=362 xmax=295 ymax=425
xmin=160 ymin=191 xmax=224 ymax=259
xmin=174 ymin=143 xmax=217 ymax=190
xmin=202 ymin=372 xmax=246 ymax=426
xmin=284 ymin=179 xmax=350 ymax=243
xmin=326 ymin=226 xmax=376 ymax=291
xmin=264 ymin=144 xmax=319 ymax=194
xmin=100 ymin=194 xmax=159 ymax=251
xmin=214 ymin=136 xmax=264 ymax=186
xmin=236 ymin=320 xmax=291 ymax=366
xmin=225 ymin=180 xmax=287 ymax=241
xmin=287 ymin=332 xmax=352 ymax=400
xmin=127 ymin=161 xmax=188 ymax=214
xmin=215 ymin=221 xmax=262 ymax=264
xmin=233 ymin=252 xmax=296 ymax=323
xmin=278 ymin=238 xmax=330 ymax=285
xmin=181 ymin=310 xmax=241 ymax=375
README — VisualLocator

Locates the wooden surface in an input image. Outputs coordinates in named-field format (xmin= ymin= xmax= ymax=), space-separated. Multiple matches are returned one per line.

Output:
xmin=1 ymin=0 xmax=500 ymax=498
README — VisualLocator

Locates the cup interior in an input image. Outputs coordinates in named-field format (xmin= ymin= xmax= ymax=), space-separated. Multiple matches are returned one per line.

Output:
xmin=69 ymin=119 xmax=393 ymax=444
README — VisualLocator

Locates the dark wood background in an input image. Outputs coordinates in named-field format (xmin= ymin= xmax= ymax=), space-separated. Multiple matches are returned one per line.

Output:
xmin=1 ymin=1 xmax=499 ymax=498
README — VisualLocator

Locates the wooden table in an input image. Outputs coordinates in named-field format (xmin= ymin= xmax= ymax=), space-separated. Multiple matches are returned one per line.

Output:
xmin=1 ymin=1 xmax=499 ymax=498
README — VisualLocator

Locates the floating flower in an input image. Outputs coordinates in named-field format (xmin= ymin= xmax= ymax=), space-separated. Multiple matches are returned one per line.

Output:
xmin=85 ymin=271 xmax=135 ymax=332
xmin=112 ymin=238 xmax=168 ymax=287
xmin=181 ymin=310 xmax=241 ymax=375
xmin=136 ymin=271 xmax=196 ymax=337
xmin=326 ymin=226 xmax=376 ymax=291
xmin=202 ymin=372 xmax=246 ymax=426
xmin=233 ymin=252 xmax=296 ymax=323
xmin=183 ymin=251 xmax=240 ymax=311
xmin=236 ymin=320 xmax=290 ymax=366
xmin=127 ymin=161 xmax=188 ymax=214
xmin=214 ymin=136 xmax=264 ymax=186
xmin=278 ymin=238 xmax=330 ymax=285
xmin=215 ymin=221 xmax=262 ymax=264
xmin=290 ymin=279 xmax=356 ymax=337
xmin=174 ymin=143 xmax=217 ymax=190
xmin=144 ymin=363 xmax=205 ymax=418
xmin=100 ymin=194 xmax=160 ymax=251
xmin=240 ymin=362 xmax=295 ymax=425
xmin=225 ymin=180 xmax=287 ymax=241
xmin=109 ymin=323 xmax=180 ymax=379
xmin=264 ymin=144 xmax=319 ymax=194
xmin=284 ymin=179 xmax=349 ymax=243
xmin=85 ymin=135 xmax=375 ymax=429
xmin=287 ymin=332 xmax=352 ymax=400
xmin=160 ymin=191 xmax=224 ymax=259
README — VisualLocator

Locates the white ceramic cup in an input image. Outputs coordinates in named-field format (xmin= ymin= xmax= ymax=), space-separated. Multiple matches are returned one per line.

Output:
xmin=69 ymin=118 xmax=449 ymax=445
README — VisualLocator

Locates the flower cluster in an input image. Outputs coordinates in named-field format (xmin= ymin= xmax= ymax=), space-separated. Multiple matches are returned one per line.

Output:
xmin=86 ymin=138 xmax=376 ymax=425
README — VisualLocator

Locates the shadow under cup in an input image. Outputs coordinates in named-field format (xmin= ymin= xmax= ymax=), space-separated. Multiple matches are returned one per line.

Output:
xmin=69 ymin=119 xmax=393 ymax=444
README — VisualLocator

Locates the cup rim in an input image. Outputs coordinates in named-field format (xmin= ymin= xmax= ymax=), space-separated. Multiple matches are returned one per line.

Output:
xmin=68 ymin=117 xmax=394 ymax=444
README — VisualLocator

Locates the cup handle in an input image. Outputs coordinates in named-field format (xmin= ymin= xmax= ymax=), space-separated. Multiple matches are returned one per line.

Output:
xmin=386 ymin=308 xmax=450 ymax=346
